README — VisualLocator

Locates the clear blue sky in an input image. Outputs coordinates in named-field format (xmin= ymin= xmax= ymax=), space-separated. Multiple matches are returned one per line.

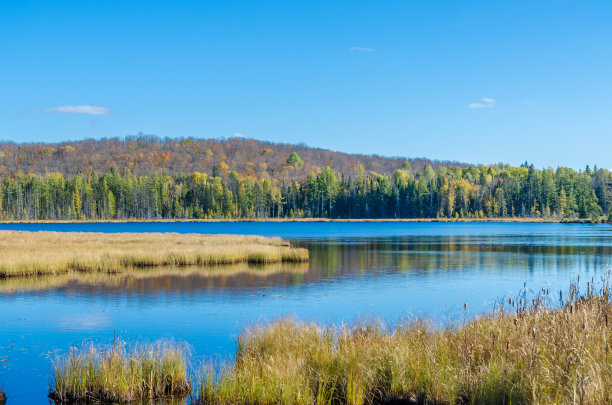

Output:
xmin=2 ymin=0 xmax=611 ymax=169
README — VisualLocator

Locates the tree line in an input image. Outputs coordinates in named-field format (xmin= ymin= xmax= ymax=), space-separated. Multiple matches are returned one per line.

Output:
xmin=1 ymin=159 xmax=610 ymax=221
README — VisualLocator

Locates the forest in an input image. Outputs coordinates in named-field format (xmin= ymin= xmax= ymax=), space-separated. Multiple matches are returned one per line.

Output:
xmin=0 ymin=135 xmax=457 ymax=179
xmin=0 ymin=137 xmax=609 ymax=221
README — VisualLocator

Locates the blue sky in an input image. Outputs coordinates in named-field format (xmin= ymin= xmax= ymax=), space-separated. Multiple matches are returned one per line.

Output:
xmin=1 ymin=0 xmax=611 ymax=169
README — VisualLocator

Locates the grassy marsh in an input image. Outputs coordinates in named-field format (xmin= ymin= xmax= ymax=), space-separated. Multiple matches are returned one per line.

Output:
xmin=195 ymin=279 xmax=612 ymax=404
xmin=49 ymin=341 xmax=190 ymax=403
xmin=45 ymin=278 xmax=612 ymax=404
xmin=0 ymin=231 xmax=309 ymax=278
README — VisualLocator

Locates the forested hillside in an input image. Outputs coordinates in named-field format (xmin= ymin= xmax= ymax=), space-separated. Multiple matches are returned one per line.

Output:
xmin=0 ymin=136 xmax=455 ymax=179
xmin=0 ymin=136 xmax=610 ymax=221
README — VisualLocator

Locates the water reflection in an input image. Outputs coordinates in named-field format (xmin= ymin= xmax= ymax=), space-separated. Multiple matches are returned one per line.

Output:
xmin=298 ymin=234 xmax=612 ymax=281
xmin=0 ymin=263 xmax=309 ymax=295
xmin=2 ymin=234 xmax=611 ymax=296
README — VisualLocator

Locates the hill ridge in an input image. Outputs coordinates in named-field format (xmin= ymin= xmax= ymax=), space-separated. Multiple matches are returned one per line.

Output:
xmin=0 ymin=135 xmax=468 ymax=180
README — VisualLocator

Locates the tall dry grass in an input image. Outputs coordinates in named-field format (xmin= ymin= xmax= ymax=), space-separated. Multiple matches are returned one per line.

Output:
xmin=49 ymin=340 xmax=190 ymax=403
xmin=0 ymin=231 xmax=309 ymax=278
xmin=196 ymin=276 xmax=612 ymax=404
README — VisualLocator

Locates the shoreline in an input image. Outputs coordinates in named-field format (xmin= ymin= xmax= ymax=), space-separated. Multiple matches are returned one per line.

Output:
xmin=0 ymin=217 xmax=605 ymax=224
xmin=46 ymin=282 xmax=612 ymax=405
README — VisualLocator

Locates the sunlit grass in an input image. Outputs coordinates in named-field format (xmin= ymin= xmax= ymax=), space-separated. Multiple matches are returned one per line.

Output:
xmin=49 ymin=340 xmax=190 ymax=403
xmin=195 ymin=276 xmax=612 ymax=404
xmin=0 ymin=231 xmax=309 ymax=278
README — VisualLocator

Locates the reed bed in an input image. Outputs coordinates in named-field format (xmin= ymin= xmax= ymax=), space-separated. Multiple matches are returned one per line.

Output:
xmin=196 ymin=277 xmax=612 ymax=404
xmin=49 ymin=340 xmax=190 ymax=403
xmin=0 ymin=231 xmax=309 ymax=278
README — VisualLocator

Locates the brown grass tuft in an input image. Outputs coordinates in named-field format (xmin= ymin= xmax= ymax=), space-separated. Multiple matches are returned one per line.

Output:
xmin=49 ymin=340 xmax=190 ymax=403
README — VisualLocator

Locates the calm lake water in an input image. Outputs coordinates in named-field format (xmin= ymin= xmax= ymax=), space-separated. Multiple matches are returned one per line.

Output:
xmin=1 ymin=222 xmax=611 ymax=403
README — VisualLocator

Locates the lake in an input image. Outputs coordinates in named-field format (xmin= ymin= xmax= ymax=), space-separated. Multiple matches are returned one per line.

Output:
xmin=1 ymin=222 xmax=611 ymax=403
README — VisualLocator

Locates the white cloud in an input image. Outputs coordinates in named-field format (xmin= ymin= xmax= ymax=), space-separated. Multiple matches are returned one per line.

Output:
xmin=469 ymin=97 xmax=496 ymax=109
xmin=349 ymin=46 xmax=374 ymax=52
xmin=44 ymin=105 xmax=111 ymax=115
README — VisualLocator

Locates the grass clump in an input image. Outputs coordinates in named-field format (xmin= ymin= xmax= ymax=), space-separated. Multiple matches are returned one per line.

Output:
xmin=49 ymin=340 xmax=190 ymax=403
xmin=0 ymin=231 xmax=309 ymax=278
xmin=196 ymin=276 xmax=612 ymax=404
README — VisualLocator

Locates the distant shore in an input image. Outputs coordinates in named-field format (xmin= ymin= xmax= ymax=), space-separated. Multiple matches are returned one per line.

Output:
xmin=0 ymin=217 xmax=605 ymax=224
